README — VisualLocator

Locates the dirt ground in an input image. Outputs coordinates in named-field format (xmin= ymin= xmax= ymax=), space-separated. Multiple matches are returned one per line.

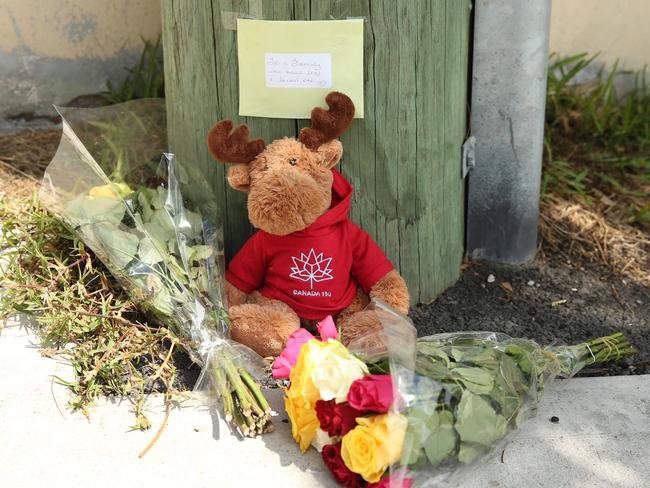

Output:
xmin=1 ymin=127 xmax=648 ymax=378
xmin=411 ymin=256 xmax=650 ymax=376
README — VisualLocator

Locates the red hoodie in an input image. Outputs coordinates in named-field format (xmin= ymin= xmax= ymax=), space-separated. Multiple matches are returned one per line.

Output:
xmin=226 ymin=169 xmax=394 ymax=320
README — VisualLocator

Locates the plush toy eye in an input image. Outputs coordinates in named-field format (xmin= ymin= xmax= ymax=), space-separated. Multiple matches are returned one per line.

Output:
xmin=288 ymin=158 xmax=297 ymax=166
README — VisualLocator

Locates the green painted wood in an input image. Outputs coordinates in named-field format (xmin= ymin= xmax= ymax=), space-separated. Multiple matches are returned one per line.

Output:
xmin=162 ymin=0 xmax=471 ymax=305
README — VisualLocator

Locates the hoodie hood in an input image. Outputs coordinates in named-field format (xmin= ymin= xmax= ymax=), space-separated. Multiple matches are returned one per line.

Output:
xmin=291 ymin=169 xmax=352 ymax=236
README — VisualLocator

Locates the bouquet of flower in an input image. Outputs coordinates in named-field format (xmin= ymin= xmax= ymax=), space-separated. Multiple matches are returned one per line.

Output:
xmin=40 ymin=99 xmax=272 ymax=436
xmin=278 ymin=301 xmax=635 ymax=487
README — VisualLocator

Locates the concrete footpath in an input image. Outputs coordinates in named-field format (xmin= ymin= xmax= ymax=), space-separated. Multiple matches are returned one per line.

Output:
xmin=1 ymin=314 xmax=649 ymax=488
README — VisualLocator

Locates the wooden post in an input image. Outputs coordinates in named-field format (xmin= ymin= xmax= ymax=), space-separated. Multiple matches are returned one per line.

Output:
xmin=162 ymin=0 xmax=471 ymax=305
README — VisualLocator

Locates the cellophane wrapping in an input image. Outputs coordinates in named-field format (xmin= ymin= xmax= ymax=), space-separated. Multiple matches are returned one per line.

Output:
xmin=39 ymin=99 xmax=266 ymax=416
xmin=348 ymin=300 xmax=599 ymax=487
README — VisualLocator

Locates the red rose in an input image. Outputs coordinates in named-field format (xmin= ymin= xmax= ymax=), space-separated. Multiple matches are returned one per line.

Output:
xmin=367 ymin=470 xmax=414 ymax=488
xmin=322 ymin=443 xmax=364 ymax=488
xmin=347 ymin=374 xmax=395 ymax=413
xmin=316 ymin=399 xmax=364 ymax=437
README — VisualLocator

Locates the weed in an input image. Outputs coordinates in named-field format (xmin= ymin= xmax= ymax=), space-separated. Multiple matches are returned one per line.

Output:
xmin=0 ymin=193 xmax=181 ymax=429
xmin=543 ymin=53 xmax=650 ymax=227
xmin=103 ymin=36 xmax=164 ymax=103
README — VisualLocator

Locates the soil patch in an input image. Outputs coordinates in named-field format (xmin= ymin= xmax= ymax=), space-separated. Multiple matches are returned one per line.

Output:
xmin=411 ymin=256 xmax=650 ymax=377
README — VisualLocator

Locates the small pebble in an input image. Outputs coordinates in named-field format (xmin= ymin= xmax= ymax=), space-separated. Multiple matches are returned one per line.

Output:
xmin=527 ymin=280 xmax=535 ymax=286
xmin=637 ymin=300 xmax=644 ymax=305
xmin=571 ymin=288 xmax=578 ymax=292
xmin=550 ymin=416 xmax=559 ymax=423
xmin=487 ymin=274 xmax=496 ymax=283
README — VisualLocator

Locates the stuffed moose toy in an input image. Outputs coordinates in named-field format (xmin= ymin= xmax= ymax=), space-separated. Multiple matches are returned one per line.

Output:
xmin=207 ymin=92 xmax=409 ymax=357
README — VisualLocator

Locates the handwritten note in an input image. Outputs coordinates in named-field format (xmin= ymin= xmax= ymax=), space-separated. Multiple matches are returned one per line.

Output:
xmin=265 ymin=53 xmax=332 ymax=89
xmin=237 ymin=19 xmax=364 ymax=118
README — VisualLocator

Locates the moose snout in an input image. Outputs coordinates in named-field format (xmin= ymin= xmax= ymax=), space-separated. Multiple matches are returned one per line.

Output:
xmin=247 ymin=169 xmax=331 ymax=236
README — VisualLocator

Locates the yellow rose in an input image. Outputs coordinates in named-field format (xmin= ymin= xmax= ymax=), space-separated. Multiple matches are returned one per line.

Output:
xmin=285 ymin=394 xmax=320 ymax=453
xmin=288 ymin=339 xmax=325 ymax=403
xmin=285 ymin=339 xmax=326 ymax=451
xmin=309 ymin=339 xmax=368 ymax=403
xmin=341 ymin=413 xmax=408 ymax=483
xmin=88 ymin=184 xmax=119 ymax=199
xmin=88 ymin=182 xmax=132 ymax=199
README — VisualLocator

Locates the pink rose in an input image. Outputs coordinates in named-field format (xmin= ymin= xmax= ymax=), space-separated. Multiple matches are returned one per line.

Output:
xmin=271 ymin=328 xmax=314 ymax=379
xmin=317 ymin=315 xmax=338 ymax=341
xmin=367 ymin=471 xmax=414 ymax=488
xmin=272 ymin=316 xmax=339 ymax=379
xmin=347 ymin=375 xmax=395 ymax=413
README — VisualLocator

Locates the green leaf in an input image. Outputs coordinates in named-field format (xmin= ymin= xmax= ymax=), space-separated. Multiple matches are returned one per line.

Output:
xmin=452 ymin=367 xmax=495 ymax=395
xmin=414 ymin=355 xmax=453 ymax=381
xmin=499 ymin=354 xmax=528 ymax=394
xmin=65 ymin=194 xmax=125 ymax=226
xmin=84 ymin=222 xmax=139 ymax=268
xmin=166 ymin=257 xmax=189 ymax=285
xmin=150 ymin=287 xmax=173 ymax=316
xmin=149 ymin=209 xmax=175 ymax=235
xmin=466 ymin=348 xmax=499 ymax=370
xmin=505 ymin=344 xmax=535 ymax=378
xmin=407 ymin=403 xmax=439 ymax=445
xmin=138 ymin=237 xmax=165 ymax=265
xmin=491 ymin=375 xmax=523 ymax=421
xmin=151 ymin=187 xmax=167 ymax=210
xmin=191 ymin=245 xmax=213 ymax=261
xmin=454 ymin=392 xmax=508 ymax=447
xmin=451 ymin=347 xmax=465 ymax=362
xmin=142 ymin=221 xmax=170 ymax=243
xmin=167 ymin=238 xmax=178 ymax=255
xmin=136 ymin=188 xmax=154 ymax=221
xmin=193 ymin=267 xmax=210 ymax=294
xmin=185 ymin=210 xmax=204 ymax=237
xmin=458 ymin=442 xmax=488 ymax=464
xmin=423 ymin=410 xmax=458 ymax=466
xmin=402 ymin=432 xmax=425 ymax=466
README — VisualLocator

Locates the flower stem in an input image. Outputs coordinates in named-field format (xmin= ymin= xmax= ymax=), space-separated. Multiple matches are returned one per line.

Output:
xmin=549 ymin=332 xmax=637 ymax=376
xmin=238 ymin=366 xmax=272 ymax=414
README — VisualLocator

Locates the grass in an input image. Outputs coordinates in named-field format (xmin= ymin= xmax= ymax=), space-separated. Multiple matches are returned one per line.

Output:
xmin=540 ymin=53 xmax=650 ymax=285
xmin=0 ymin=193 xmax=182 ymax=430
xmin=103 ymin=36 xmax=164 ymax=103
xmin=543 ymin=53 xmax=650 ymax=226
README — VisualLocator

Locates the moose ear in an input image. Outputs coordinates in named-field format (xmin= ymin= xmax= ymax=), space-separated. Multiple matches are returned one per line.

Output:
xmin=227 ymin=164 xmax=251 ymax=192
xmin=317 ymin=140 xmax=343 ymax=169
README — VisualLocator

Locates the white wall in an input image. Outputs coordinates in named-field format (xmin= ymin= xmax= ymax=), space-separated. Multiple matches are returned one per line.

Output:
xmin=550 ymin=0 xmax=650 ymax=70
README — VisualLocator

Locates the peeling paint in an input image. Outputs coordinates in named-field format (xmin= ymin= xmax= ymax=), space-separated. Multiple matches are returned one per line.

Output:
xmin=0 ymin=0 xmax=160 ymax=59
xmin=64 ymin=15 xmax=98 ymax=44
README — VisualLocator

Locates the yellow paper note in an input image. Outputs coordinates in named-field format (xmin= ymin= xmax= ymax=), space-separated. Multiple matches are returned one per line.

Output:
xmin=237 ymin=19 xmax=364 ymax=119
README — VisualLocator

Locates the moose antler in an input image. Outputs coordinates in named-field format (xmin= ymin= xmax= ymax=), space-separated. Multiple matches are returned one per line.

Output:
xmin=299 ymin=92 xmax=355 ymax=150
xmin=207 ymin=120 xmax=265 ymax=164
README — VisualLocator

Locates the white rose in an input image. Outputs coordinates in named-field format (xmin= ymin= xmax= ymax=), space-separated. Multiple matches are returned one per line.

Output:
xmin=311 ymin=428 xmax=336 ymax=452
xmin=310 ymin=339 xmax=368 ymax=403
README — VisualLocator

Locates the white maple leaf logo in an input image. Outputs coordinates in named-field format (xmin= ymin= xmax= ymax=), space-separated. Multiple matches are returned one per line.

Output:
xmin=289 ymin=248 xmax=334 ymax=289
